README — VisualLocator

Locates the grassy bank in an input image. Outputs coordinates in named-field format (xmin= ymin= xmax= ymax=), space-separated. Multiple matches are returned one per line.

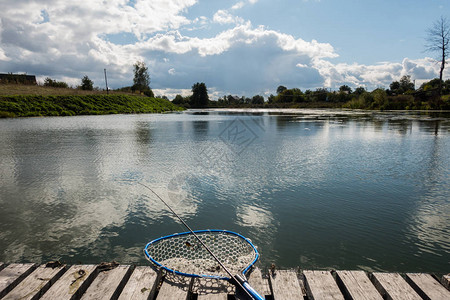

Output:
xmin=0 ymin=94 xmax=184 ymax=117
xmin=0 ymin=83 xmax=138 ymax=96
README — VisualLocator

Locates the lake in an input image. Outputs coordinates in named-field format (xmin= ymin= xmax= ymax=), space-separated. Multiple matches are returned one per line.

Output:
xmin=0 ymin=109 xmax=449 ymax=274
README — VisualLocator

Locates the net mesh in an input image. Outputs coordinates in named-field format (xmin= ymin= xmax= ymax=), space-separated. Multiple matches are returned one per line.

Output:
xmin=145 ymin=230 xmax=257 ymax=278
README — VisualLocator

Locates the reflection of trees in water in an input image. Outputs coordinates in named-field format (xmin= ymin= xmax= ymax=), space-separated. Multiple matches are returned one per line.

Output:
xmin=387 ymin=119 xmax=412 ymax=135
xmin=192 ymin=121 xmax=209 ymax=138
xmin=136 ymin=121 xmax=152 ymax=145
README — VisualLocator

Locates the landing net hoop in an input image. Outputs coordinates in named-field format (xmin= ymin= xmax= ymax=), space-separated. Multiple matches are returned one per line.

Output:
xmin=144 ymin=229 xmax=259 ymax=280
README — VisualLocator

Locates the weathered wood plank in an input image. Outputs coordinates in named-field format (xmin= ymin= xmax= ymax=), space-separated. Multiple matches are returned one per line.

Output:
xmin=335 ymin=270 xmax=382 ymax=300
xmin=118 ymin=266 xmax=159 ymax=300
xmin=270 ymin=269 xmax=303 ymax=300
xmin=441 ymin=274 xmax=450 ymax=291
xmin=40 ymin=264 xmax=97 ymax=300
xmin=303 ymin=270 xmax=344 ymax=300
xmin=0 ymin=263 xmax=36 ymax=298
xmin=80 ymin=265 xmax=131 ymax=300
xmin=371 ymin=272 xmax=421 ymax=300
xmin=193 ymin=277 xmax=233 ymax=299
xmin=3 ymin=264 xmax=66 ymax=300
xmin=247 ymin=267 xmax=271 ymax=298
xmin=405 ymin=273 xmax=450 ymax=300
xmin=156 ymin=274 xmax=191 ymax=300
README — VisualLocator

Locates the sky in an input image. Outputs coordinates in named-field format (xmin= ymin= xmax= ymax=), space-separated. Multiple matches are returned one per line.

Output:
xmin=0 ymin=0 xmax=449 ymax=99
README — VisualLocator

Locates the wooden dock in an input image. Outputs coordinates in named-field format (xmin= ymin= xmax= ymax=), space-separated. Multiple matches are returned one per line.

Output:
xmin=0 ymin=262 xmax=449 ymax=299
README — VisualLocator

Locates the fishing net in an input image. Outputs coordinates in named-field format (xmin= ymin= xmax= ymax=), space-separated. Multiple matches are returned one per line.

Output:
xmin=144 ymin=230 xmax=258 ymax=279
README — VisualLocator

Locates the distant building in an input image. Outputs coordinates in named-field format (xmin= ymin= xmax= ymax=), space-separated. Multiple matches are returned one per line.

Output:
xmin=0 ymin=73 xmax=37 ymax=85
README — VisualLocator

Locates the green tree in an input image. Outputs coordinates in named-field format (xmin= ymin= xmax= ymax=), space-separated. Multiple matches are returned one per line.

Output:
xmin=390 ymin=75 xmax=415 ymax=95
xmin=276 ymin=85 xmax=287 ymax=94
xmin=132 ymin=61 xmax=150 ymax=93
xmin=251 ymin=95 xmax=264 ymax=105
xmin=173 ymin=94 xmax=185 ymax=105
xmin=43 ymin=77 xmax=68 ymax=88
xmin=399 ymin=75 xmax=415 ymax=92
xmin=425 ymin=16 xmax=450 ymax=95
xmin=80 ymin=75 xmax=93 ymax=91
xmin=420 ymin=78 xmax=450 ymax=94
xmin=190 ymin=82 xmax=209 ymax=108
xmin=372 ymin=88 xmax=388 ymax=109
xmin=339 ymin=85 xmax=352 ymax=94
xmin=354 ymin=87 xmax=366 ymax=96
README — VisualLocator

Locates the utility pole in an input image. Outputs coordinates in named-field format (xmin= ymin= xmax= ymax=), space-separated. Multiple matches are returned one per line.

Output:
xmin=104 ymin=69 xmax=109 ymax=94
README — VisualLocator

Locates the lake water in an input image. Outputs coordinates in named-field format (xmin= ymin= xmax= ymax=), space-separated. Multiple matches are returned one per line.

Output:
xmin=0 ymin=109 xmax=449 ymax=274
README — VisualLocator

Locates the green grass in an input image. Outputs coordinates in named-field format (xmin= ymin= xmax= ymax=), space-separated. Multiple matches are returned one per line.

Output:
xmin=0 ymin=94 xmax=184 ymax=117
xmin=0 ymin=84 xmax=138 ymax=96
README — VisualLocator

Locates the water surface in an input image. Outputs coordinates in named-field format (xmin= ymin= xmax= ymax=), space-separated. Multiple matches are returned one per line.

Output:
xmin=0 ymin=109 xmax=449 ymax=273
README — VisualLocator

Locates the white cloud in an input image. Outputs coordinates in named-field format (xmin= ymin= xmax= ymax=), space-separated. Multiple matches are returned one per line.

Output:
xmin=231 ymin=0 xmax=259 ymax=10
xmin=231 ymin=2 xmax=245 ymax=10
xmin=310 ymin=57 xmax=440 ymax=89
xmin=213 ymin=10 xmax=244 ymax=25
xmin=0 ymin=1 xmax=442 ymax=96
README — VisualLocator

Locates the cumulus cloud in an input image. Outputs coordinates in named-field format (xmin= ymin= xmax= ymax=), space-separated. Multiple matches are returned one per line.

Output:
xmin=0 ymin=0 xmax=441 ymax=96
xmin=310 ymin=57 xmax=440 ymax=89
xmin=213 ymin=10 xmax=244 ymax=25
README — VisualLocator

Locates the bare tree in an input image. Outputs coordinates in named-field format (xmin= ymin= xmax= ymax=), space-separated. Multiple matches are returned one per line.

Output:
xmin=425 ymin=16 xmax=450 ymax=95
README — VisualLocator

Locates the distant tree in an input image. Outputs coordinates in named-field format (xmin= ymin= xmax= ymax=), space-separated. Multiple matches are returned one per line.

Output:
xmin=420 ymin=78 xmax=450 ymax=94
xmin=173 ymin=94 xmax=185 ymax=105
xmin=190 ymin=82 xmax=209 ymax=107
xmin=425 ymin=16 xmax=450 ymax=95
xmin=339 ymin=85 xmax=352 ymax=94
xmin=372 ymin=88 xmax=388 ymax=109
xmin=276 ymin=85 xmax=287 ymax=94
xmin=399 ymin=75 xmax=415 ymax=92
xmin=132 ymin=61 xmax=150 ymax=93
xmin=80 ymin=75 xmax=93 ymax=90
xmin=314 ymin=88 xmax=328 ymax=102
xmin=389 ymin=81 xmax=401 ymax=94
xmin=354 ymin=86 xmax=366 ymax=95
xmin=43 ymin=77 xmax=68 ymax=88
xmin=390 ymin=75 xmax=415 ymax=95
xmin=143 ymin=90 xmax=154 ymax=97
xmin=251 ymin=95 xmax=264 ymax=105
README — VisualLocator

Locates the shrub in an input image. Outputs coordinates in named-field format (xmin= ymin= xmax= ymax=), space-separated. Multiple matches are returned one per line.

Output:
xmin=44 ymin=77 xmax=69 ymax=88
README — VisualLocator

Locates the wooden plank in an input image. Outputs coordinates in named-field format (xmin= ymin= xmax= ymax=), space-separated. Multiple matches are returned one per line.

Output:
xmin=3 ymin=264 xmax=66 ymax=300
xmin=156 ymin=274 xmax=191 ymax=300
xmin=303 ymin=270 xmax=344 ymax=300
xmin=441 ymin=274 xmax=450 ymax=291
xmin=371 ymin=272 xmax=421 ymax=300
xmin=335 ymin=270 xmax=382 ymax=300
xmin=270 ymin=269 xmax=303 ymax=300
xmin=118 ymin=266 xmax=159 ymax=300
xmin=80 ymin=265 xmax=131 ymax=300
xmin=247 ymin=267 xmax=271 ymax=298
xmin=0 ymin=263 xmax=36 ymax=298
xmin=406 ymin=273 xmax=450 ymax=300
xmin=193 ymin=277 xmax=232 ymax=300
xmin=40 ymin=265 xmax=97 ymax=300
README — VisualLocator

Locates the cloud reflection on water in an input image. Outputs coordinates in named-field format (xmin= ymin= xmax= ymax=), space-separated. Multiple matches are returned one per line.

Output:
xmin=0 ymin=111 xmax=449 ymax=273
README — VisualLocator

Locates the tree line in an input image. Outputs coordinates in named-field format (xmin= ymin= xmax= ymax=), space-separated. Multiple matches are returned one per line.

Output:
xmin=173 ymin=16 xmax=450 ymax=110
xmin=171 ymin=75 xmax=450 ymax=110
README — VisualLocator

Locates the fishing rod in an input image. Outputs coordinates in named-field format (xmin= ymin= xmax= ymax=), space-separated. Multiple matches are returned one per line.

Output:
xmin=137 ymin=181 xmax=264 ymax=300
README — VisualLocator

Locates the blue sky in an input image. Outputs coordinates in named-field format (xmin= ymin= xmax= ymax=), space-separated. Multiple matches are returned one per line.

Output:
xmin=0 ymin=0 xmax=448 ymax=99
